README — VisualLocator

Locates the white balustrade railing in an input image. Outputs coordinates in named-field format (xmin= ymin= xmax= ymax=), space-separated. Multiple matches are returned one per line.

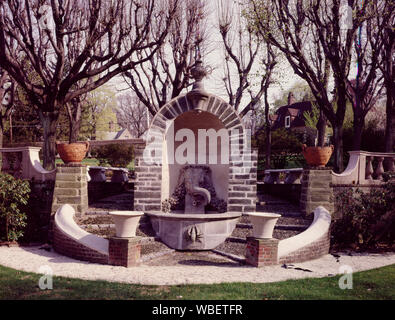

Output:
xmin=331 ymin=151 xmax=395 ymax=185
xmin=0 ymin=146 xmax=55 ymax=181
xmin=262 ymin=151 xmax=394 ymax=186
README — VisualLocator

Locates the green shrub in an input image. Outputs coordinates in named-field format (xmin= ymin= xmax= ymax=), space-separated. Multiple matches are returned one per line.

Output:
xmin=0 ymin=173 xmax=30 ymax=242
xmin=92 ymin=143 xmax=134 ymax=168
xmin=332 ymin=179 xmax=395 ymax=250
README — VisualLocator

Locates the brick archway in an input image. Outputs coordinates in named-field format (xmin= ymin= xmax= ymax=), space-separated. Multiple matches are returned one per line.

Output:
xmin=150 ymin=93 xmax=244 ymax=138
xmin=133 ymin=93 xmax=257 ymax=214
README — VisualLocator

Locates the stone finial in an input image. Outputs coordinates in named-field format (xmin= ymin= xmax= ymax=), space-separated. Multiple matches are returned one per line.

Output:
xmin=191 ymin=60 xmax=208 ymax=87
xmin=187 ymin=60 xmax=209 ymax=110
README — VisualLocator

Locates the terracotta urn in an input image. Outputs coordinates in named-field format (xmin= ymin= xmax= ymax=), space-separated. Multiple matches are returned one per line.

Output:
xmin=56 ymin=141 xmax=89 ymax=164
xmin=301 ymin=144 xmax=334 ymax=167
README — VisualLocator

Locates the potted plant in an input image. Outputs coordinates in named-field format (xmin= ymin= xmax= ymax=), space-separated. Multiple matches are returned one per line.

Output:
xmin=56 ymin=141 xmax=90 ymax=164
xmin=56 ymin=98 xmax=90 ymax=164
xmin=302 ymin=105 xmax=333 ymax=167
xmin=301 ymin=144 xmax=334 ymax=167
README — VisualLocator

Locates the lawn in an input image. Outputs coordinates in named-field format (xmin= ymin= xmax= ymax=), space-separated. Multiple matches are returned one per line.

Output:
xmin=0 ymin=264 xmax=393 ymax=300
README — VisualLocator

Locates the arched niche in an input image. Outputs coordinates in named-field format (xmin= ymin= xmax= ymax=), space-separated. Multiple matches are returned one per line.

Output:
xmin=162 ymin=110 xmax=230 ymax=204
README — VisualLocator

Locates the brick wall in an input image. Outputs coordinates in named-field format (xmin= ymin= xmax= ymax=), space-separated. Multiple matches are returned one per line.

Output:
xmin=278 ymin=231 xmax=330 ymax=264
xmin=227 ymin=149 xmax=258 ymax=213
xmin=52 ymin=224 xmax=109 ymax=264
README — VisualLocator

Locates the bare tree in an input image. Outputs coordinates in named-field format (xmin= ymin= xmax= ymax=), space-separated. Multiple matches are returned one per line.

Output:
xmin=116 ymin=93 xmax=149 ymax=138
xmin=249 ymin=0 xmax=371 ymax=172
xmin=379 ymin=0 xmax=395 ymax=156
xmin=123 ymin=0 xmax=208 ymax=116
xmin=0 ymin=68 xmax=15 ymax=150
xmin=218 ymin=0 xmax=278 ymax=118
xmin=218 ymin=1 xmax=279 ymax=169
xmin=346 ymin=0 xmax=393 ymax=151
xmin=0 ymin=0 xmax=178 ymax=169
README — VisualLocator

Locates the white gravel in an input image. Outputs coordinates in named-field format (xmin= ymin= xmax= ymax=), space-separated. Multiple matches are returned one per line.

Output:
xmin=0 ymin=246 xmax=394 ymax=285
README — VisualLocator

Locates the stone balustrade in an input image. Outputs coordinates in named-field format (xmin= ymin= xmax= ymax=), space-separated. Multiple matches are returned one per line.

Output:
xmin=87 ymin=165 xmax=130 ymax=183
xmin=263 ymin=168 xmax=303 ymax=184
xmin=332 ymin=151 xmax=395 ymax=185
xmin=0 ymin=146 xmax=55 ymax=181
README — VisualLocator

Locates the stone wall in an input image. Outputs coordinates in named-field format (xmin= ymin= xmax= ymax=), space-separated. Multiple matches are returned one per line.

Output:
xmin=300 ymin=168 xmax=334 ymax=216
xmin=51 ymin=164 xmax=88 ymax=217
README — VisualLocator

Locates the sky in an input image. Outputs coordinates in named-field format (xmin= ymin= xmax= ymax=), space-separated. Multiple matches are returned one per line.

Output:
xmin=111 ymin=0 xmax=303 ymax=113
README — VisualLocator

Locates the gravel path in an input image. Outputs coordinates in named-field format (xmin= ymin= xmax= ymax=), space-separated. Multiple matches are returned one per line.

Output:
xmin=0 ymin=246 xmax=394 ymax=285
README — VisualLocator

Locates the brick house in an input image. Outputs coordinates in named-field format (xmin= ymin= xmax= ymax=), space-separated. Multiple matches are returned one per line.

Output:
xmin=269 ymin=93 xmax=318 ymax=145
xmin=271 ymin=93 xmax=313 ymax=130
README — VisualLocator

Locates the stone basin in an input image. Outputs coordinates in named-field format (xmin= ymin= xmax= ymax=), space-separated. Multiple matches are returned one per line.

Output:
xmin=147 ymin=211 xmax=242 ymax=250
xmin=109 ymin=211 xmax=144 ymax=238
xmin=244 ymin=212 xmax=281 ymax=239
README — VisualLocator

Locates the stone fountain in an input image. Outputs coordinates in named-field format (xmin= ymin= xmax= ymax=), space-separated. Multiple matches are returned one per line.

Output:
xmin=148 ymin=164 xmax=241 ymax=250
xmin=136 ymin=60 xmax=258 ymax=250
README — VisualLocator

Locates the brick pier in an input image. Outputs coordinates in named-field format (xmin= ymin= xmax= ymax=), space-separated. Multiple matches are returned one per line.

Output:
xmin=108 ymin=237 xmax=142 ymax=267
xmin=245 ymin=237 xmax=279 ymax=267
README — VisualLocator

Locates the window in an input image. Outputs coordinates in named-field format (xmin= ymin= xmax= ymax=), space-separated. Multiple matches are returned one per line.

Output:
xmin=285 ymin=116 xmax=291 ymax=128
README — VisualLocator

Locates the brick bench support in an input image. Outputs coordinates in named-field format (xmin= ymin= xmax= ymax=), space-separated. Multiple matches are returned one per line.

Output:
xmin=108 ymin=237 xmax=142 ymax=267
xmin=245 ymin=237 xmax=279 ymax=267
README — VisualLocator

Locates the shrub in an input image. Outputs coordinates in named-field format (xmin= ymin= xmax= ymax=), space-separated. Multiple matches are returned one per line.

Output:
xmin=92 ymin=143 xmax=134 ymax=168
xmin=0 ymin=173 xmax=30 ymax=242
xmin=332 ymin=179 xmax=395 ymax=250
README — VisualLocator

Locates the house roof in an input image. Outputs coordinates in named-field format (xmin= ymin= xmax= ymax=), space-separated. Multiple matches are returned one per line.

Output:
xmin=114 ymin=128 xmax=126 ymax=140
xmin=271 ymin=101 xmax=313 ymax=130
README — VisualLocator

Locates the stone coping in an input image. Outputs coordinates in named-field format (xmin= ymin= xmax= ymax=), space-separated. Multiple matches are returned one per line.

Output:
xmin=264 ymin=168 xmax=303 ymax=172
xmin=88 ymin=165 xmax=129 ymax=172
xmin=146 ymin=211 xmax=241 ymax=220
xmin=245 ymin=212 xmax=281 ymax=218
xmin=0 ymin=146 xmax=42 ymax=152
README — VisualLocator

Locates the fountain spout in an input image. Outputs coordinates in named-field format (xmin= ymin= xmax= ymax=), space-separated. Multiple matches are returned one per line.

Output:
xmin=183 ymin=166 xmax=211 ymax=214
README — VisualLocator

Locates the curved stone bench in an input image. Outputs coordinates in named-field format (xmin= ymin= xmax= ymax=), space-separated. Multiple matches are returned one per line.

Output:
xmin=53 ymin=204 xmax=109 ymax=264
xmin=277 ymin=206 xmax=331 ymax=264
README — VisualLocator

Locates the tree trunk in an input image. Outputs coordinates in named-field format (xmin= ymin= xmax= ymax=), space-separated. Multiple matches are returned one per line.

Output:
xmin=352 ymin=113 xmax=364 ymax=151
xmin=39 ymin=111 xmax=59 ymax=171
xmin=66 ymin=100 xmax=82 ymax=144
xmin=265 ymin=123 xmax=271 ymax=169
xmin=332 ymin=124 xmax=344 ymax=173
xmin=384 ymin=91 xmax=394 ymax=153
xmin=0 ymin=124 xmax=3 ymax=169
xmin=316 ymin=110 xmax=326 ymax=147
